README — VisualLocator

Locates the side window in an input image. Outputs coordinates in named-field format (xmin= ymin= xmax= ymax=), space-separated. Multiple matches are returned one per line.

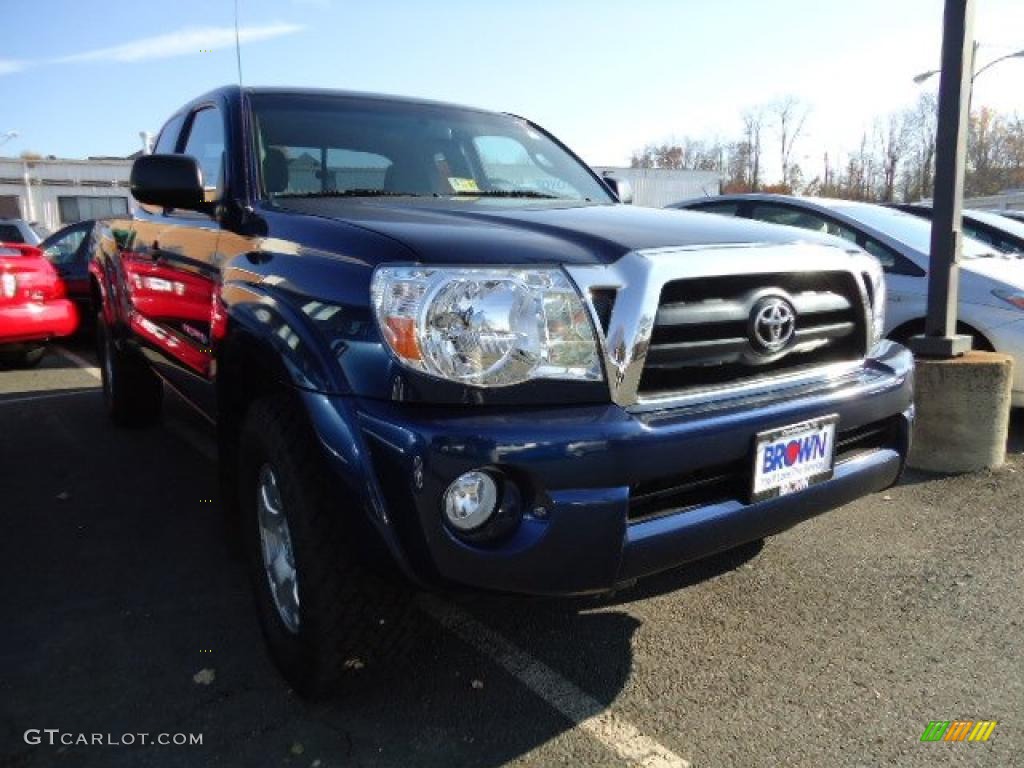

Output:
xmin=964 ymin=222 xmax=996 ymax=246
xmin=43 ymin=226 xmax=88 ymax=266
xmin=153 ymin=113 xmax=186 ymax=155
xmin=749 ymin=203 xmax=859 ymax=241
xmin=182 ymin=108 xmax=226 ymax=201
xmin=693 ymin=201 xmax=741 ymax=216
xmin=963 ymin=223 xmax=1015 ymax=253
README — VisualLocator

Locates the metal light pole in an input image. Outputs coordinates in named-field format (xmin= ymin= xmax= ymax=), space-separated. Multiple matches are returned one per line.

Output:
xmin=909 ymin=0 xmax=976 ymax=358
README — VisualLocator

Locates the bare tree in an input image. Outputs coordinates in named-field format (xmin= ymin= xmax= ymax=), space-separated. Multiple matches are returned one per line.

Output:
xmin=742 ymin=108 xmax=765 ymax=191
xmin=899 ymin=92 xmax=938 ymax=201
xmin=877 ymin=114 xmax=907 ymax=202
xmin=771 ymin=96 xmax=809 ymax=189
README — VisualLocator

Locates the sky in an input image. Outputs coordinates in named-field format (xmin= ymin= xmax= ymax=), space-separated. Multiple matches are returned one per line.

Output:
xmin=1 ymin=0 xmax=1022 ymax=182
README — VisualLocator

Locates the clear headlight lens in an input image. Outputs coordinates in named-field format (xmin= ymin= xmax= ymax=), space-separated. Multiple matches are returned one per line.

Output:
xmin=371 ymin=266 xmax=602 ymax=387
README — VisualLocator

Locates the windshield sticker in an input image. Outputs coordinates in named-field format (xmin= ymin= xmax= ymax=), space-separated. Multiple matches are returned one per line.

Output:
xmin=448 ymin=177 xmax=480 ymax=194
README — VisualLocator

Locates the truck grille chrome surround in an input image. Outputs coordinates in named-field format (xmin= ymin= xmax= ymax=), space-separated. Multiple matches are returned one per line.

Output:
xmin=564 ymin=243 xmax=873 ymax=410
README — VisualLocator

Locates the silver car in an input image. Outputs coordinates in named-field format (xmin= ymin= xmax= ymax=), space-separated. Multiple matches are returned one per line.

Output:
xmin=669 ymin=193 xmax=1024 ymax=406
xmin=0 ymin=218 xmax=46 ymax=245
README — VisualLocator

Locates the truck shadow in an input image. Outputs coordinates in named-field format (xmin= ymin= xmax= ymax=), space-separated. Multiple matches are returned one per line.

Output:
xmin=1 ymin=388 xmax=743 ymax=768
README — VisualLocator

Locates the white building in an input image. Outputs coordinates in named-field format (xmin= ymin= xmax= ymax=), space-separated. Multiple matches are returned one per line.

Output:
xmin=592 ymin=167 xmax=721 ymax=208
xmin=0 ymin=156 xmax=133 ymax=233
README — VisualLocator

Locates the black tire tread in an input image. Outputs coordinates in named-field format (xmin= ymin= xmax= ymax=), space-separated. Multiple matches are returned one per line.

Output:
xmin=240 ymin=395 xmax=411 ymax=697
xmin=97 ymin=313 xmax=162 ymax=427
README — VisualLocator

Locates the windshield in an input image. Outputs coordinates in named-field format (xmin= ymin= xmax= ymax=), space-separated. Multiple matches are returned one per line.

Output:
xmin=250 ymin=93 xmax=613 ymax=203
xmin=831 ymin=203 xmax=996 ymax=258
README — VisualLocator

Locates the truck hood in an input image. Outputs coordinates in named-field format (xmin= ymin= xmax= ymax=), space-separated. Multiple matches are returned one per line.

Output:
xmin=274 ymin=198 xmax=850 ymax=266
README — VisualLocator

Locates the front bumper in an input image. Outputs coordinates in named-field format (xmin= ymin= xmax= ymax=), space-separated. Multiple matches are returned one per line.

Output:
xmin=313 ymin=343 xmax=914 ymax=596
xmin=0 ymin=299 xmax=79 ymax=344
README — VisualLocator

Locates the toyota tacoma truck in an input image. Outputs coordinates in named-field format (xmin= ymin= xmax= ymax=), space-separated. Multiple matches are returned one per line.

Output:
xmin=89 ymin=86 xmax=913 ymax=695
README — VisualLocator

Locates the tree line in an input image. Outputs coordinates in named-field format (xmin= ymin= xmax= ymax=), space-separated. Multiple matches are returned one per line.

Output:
xmin=630 ymin=93 xmax=1024 ymax=202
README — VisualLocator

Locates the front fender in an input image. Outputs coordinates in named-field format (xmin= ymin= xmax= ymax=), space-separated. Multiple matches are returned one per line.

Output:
xmin=220 ymin=279 xmax=350 ymax=393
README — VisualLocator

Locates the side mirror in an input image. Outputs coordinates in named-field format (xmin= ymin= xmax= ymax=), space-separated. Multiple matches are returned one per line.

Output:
xmin=602 ymin=176 xmax=634 ymax=205
xmin=130 ymin=154 xmax=205 ymax=211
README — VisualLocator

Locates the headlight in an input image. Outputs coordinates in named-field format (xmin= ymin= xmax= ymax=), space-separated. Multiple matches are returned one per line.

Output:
xmin=371 ymin=266 xmax=602 ymax=387
xmin=863 ymin=261 xmax=886 ymax=346
xmin=992 ymin=289 xmax=1024 ymax=311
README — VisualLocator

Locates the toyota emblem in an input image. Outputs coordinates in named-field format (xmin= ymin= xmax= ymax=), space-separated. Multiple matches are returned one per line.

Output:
xmin=750 ymin=296 xmax=796 ymax=353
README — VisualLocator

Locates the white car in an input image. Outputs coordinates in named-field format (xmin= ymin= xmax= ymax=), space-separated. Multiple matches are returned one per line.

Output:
xmin=670 ymin=194 xmax=1024 ymax=405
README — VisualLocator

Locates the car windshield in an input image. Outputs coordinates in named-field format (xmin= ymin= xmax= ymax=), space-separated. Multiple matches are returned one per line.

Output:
xmin=250 ymin=92 xmax=613 ymax=203
xmin=831 ymin=203 xmax=996 ymax=258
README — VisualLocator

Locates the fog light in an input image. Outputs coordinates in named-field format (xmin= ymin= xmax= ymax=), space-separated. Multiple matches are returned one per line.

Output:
xmin=444 ymin=471 xmax=498 ymax=531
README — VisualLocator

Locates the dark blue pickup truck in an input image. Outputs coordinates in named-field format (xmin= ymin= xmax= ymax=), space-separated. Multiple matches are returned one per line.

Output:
xmin=89 ymin=86 xmax=913 ymax=695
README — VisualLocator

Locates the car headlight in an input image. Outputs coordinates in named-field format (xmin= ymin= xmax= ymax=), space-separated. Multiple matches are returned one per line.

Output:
xmin=863 ymin=261 xmax=886 ymax=346
xmin=992 ymin=289 xmax=1024 ymax=311
xmin=371 ymin=266 xmax=602 ymax=387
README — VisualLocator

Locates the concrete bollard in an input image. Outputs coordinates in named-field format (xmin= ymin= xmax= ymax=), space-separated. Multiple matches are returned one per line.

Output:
xmin=908 ymin=350 xmax=1014 ymax=473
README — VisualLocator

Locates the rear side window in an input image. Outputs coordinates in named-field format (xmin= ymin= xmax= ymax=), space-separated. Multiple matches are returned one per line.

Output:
xmin=0 ymin=224 xmax=23 ymax=243
xmin=153 ymin=113 xmax=186 ymax=154
xmin=749 ymin=203 xmax=860 ymax=242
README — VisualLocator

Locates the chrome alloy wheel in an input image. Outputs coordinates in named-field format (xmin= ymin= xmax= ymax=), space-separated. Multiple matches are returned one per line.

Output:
xmin=256 ymin=464 xmax=301 ymax=633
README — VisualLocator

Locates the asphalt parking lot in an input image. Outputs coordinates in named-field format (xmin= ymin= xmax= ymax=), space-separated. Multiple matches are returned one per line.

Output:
xmin=2 ymin=341 xmax=1022 ymax=768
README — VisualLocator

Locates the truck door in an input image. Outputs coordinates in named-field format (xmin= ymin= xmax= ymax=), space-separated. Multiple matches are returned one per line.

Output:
xmin=128 ymin=105 xmax=226 ymax=419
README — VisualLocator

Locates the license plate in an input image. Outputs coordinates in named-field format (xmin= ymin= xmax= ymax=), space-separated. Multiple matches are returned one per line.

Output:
xmin=751 ymin=415 xmax=838 ymax=502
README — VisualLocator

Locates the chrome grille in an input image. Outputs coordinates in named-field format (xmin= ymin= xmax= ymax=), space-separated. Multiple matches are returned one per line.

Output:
xmin=564 ymin=244 xmax=874 ymax=409
xmin=640 ymin=272 xmax=867 ymax=394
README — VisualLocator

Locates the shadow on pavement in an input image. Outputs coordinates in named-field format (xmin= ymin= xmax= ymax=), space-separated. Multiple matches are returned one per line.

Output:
xmin=0 ymin=387 xmax=691 ymax=768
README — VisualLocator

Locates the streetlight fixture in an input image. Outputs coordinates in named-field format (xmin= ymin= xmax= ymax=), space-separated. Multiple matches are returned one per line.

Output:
xmin=913 ymin=44 xmax=1024 ymax=84
xmin=0 ymin=130 xmax=18 ymax=148
xmin=972 ymin=47 xmax=1024 ymax=79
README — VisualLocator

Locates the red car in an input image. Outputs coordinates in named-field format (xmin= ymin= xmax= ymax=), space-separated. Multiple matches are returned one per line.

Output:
xmin=0 ymin=242 xmax=79 ymax=367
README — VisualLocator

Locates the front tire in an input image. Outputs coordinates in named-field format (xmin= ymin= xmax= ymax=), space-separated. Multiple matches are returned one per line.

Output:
xmin=238 ymin=395 xmax=409 ymax=698
xmin=96 ymin=312 xmax=163 ymax=427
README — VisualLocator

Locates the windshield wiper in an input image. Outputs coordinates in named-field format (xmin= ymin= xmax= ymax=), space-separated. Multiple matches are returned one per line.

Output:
xmin=452 ymin=189 xmax=562 ymax=199
xmin=275 ymin=189 xmax=424 ymax=199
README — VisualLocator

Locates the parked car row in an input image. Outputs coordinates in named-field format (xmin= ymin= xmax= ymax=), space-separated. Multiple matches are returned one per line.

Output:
xmin=669 ymin=193 xmax=1024 ymax=405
